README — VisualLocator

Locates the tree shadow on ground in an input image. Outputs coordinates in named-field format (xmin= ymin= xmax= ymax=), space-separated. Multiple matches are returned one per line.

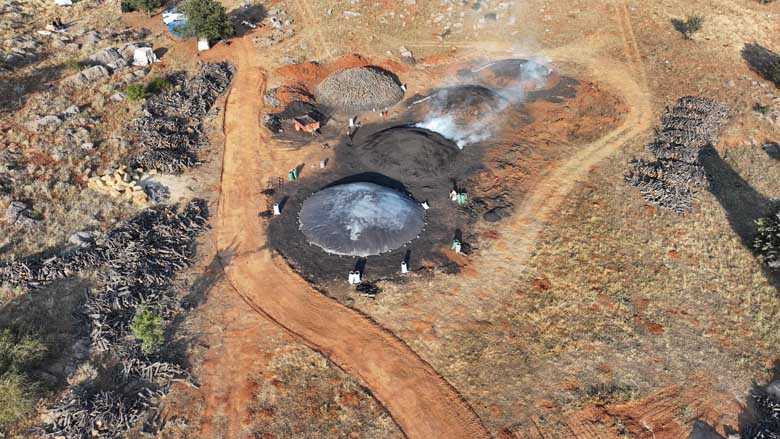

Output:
xmin=684 ymin=362 xmax=780 ymax=438
xmin=742 ymin=43 xmax=780 ymax=88
xmin=687 ymin=420 xmax=725 ymax=439
xmin=229 ymin=3 xmax=267 ymax=38
xmin=0 ymin=276 xmax=91 ymax=388
xmin=699 ymin=147 xmax=780 ymax=286
xmin=0 ymin=60 xmax=66 ymax=113
xmin=166 ymin=245 xmax=234 ymax=371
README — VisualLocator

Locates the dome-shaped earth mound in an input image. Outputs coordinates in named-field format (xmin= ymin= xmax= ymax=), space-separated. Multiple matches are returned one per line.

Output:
xmin=356 ymin=126 xmax=459 ymax=182
xmin=475 ymin=58 xmax=554 ymax=90
xmin=428 ymin=84 xmax=506 ymax=115
xmin=316 ymin=67 xmax=404 ymax=113
xmin=298 ymin=182 xmax=424 ymax=257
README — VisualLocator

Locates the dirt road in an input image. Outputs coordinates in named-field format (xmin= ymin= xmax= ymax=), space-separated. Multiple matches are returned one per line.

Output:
xmin=214 ymin=38 xmax=492 ymax=439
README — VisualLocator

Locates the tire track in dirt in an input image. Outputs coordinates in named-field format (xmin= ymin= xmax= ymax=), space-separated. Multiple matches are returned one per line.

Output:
xmin=212 ymin=37 xmax=491 ymax=439
xmin=468 ymin=0 xmax=652 ymax=285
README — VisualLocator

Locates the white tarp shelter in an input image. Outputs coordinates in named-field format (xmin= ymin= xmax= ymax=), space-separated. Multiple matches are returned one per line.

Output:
xmin=133 ymin=47 xmax=158 ymax=66
xmin=197 ymin=38 xmax=210 ymax=52
xmin=54 ymin=0 xmax=73 ymax=5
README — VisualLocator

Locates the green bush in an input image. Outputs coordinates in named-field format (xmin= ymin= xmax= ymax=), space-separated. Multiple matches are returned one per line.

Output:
xmin=126 ymin=83 xmax=145 ymax=100
xmin=671 ymin=15 xmax=704 ymax=40
xmin=145 ymin=76 xmax=172 ymax=94
xmin=121 ymin=0 xmax=161 ymax=14
xmin=181 ymin=0 xmax=235 ymax=40
xmin=0 ymin=372 xmax=37 ymax=428
xmin=0 ymin=330 xmax=46 ymax=429
xmin=64 ymin=57 xmax=83 ymax=72
xmin=130 ymin=306 xmax=164 ymax=354
xmin=0 ymin=329 xmax=47 ymax=374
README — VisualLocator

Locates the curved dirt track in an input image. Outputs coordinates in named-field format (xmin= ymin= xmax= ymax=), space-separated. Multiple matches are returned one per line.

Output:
xmin=214 ymin=38 xmax=492 ymax=439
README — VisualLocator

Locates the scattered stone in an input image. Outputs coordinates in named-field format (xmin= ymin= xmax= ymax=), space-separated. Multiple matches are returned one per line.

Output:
xmin=26 ymin=114 xmax=62 ymax=133
xmin=5 ymin=200 xmax=40 ymax=227
xmin=399 ymin=46 xmax=415 ymax=65
xmin=68 ymin=230 xmax=96 ymax=248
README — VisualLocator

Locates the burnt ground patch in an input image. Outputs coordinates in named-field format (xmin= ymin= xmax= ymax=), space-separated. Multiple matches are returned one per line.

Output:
xmin=266 ymin=71 xmax=587 ymax=292
xmin=266 ymin=119 xmax=511 ymax=289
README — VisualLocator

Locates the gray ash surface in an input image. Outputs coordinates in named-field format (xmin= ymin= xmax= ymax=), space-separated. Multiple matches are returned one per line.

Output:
xmin=298 ymin=182 xmax=426 ymax=257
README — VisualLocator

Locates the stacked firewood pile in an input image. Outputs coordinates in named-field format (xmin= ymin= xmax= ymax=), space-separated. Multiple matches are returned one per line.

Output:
xmin=127 ymin=62 xmax=234 ymax=174
xmin=625 ymin=96 xmax=729 ymax=212
xmin=0 ymin=200 xmax=209 ymax=438
xmin=742 ymin=391 xmax=780 ymax=439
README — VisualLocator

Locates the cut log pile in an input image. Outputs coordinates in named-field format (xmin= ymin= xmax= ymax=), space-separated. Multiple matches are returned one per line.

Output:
xmin=625 ymin=96 xmax=729 ymax=213
xmin=86 ymin=167 xmax=154 ymax=206
xmin=0 ymin=200 xmax=209 ymax=438
xmin=743 ymin=391 xmax=780 ymax=439
xmin=127 ymin=62 xmax=234 ymax=174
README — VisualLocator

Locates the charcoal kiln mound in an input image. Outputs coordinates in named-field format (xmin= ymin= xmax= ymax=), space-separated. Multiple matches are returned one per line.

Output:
xmin=315 ymin=66 xmax=405 ymax=113
xmin=413 ymin=84 xmax=506 ymax=116
xmin=355 ymin=126 xmax=460 ymax=182
xmin=298 ymin=182 xmax=425 ymax=257
xmin=474 ymin=58 xmax=555 ymax=90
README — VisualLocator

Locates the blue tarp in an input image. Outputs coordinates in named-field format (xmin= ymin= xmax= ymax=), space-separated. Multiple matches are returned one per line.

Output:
xmin=162 ymin=8 xmax=188 ymax=39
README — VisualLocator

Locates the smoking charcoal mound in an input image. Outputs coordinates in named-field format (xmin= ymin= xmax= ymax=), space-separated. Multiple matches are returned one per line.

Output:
xmin=298 ymin=182 xmax=425 ymax=257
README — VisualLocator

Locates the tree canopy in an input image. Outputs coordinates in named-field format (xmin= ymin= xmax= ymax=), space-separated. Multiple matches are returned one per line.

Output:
xmin=181 ymin=0 xmax=235 ymax=41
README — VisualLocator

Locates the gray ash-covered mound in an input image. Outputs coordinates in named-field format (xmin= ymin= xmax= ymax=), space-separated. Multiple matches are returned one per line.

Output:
xmin=315 ymin=66 xmax=404 ymax=113
xmin=473 ymin=58 xmax=553 ymax=90
xmin=128 ymin=62 xmax=234 ymax=174
xmin=626 ymin=96 xmax=729 ymax=212
xmin=355 ymin=126 xmax=459 ymax=182
xmin=298 ymin=182 xmax=424 ymax=257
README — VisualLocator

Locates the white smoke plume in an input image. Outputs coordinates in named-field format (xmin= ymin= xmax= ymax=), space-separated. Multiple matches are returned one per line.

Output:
xmin=415 ymin=56 xmax=551 ymax=148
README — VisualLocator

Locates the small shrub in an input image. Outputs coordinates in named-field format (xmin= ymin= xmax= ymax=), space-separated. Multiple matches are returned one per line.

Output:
xmin=126 ymin=83 xmax=145 ymax=100
xmin=753 ymin=103 xmax=771 ymax=116
xmin=754 ymin=209 xmax=780 ymax=271
xmin=0 ymin=329 xmax=46 ymax=429
xmin=64 ymin=57 xmax=83 ymax=72
xmin=130 ymin=306 xmax=164 ymax=354
xmin=144 ymin=76 xmax=172 ymax=95
xmin=0 ymin=372 xmax=37 ymax=428
xmin=0 ymin=329 xmax=47 ymax=373
xmin=672 ymin=15 xmax=704 ymax=40
xmin=121 ymin=0 xmax=161 ymax=15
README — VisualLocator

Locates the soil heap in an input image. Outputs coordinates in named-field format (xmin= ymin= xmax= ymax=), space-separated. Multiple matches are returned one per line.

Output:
xmin=316 ymin=66 xmax=404 ymax=113
xmin=298 ymin=182 xmax=424 ymax=257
